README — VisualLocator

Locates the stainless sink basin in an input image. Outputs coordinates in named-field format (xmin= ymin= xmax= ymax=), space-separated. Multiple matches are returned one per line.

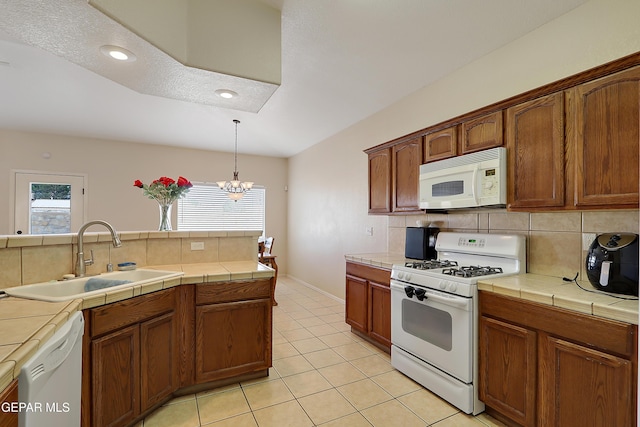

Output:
xmin=4 ymin=269 xmax=183 ymax=302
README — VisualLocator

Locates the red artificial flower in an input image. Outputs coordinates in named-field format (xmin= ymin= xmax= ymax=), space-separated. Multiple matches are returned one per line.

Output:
xmin=177 ymin=176 xmax=192 ymax=188
xmin=157 ymin=176 xmax=175 ymax=187
xmin=135 ymin=175 xmax=191 ymax=204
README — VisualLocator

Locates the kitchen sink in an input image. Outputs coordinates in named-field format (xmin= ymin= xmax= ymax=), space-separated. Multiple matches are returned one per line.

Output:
xmin=4 ymin=269 xmax=183 ymax=302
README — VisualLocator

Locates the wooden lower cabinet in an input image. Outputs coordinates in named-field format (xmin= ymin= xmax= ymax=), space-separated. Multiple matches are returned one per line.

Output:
xmin=345 ymin=274 xmax=368 ymax=333
xmin=345 ymin=262 xmax=391 ymax=350
xmin=368 ymin=281 xmax=391 ymax=348
xmin=140 ymin=312 xmax=179 ymax=411
xmin=539 ymin=335 xmax=633 ymax=427
xmin=83 ymin=279 xmax=273 ymax=427
xmin=479 ymin=291 xmax=637 ymax=427
xmin=0 ymin=379 xmax=18 ymax=427
xmin=194 ymin=279 xmax=272 ymax=385
xmin=91 ymin=325 xmax=141 ymax=427
xmin=87 ymin=288 xmax=177 ymax=427
xmin=479 ymin=316 xmax=537 ymax=427
xmin=195 ymin=298 xmax=272 ymax=383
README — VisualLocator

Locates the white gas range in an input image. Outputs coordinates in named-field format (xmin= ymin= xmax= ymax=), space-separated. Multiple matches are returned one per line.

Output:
xmin=390 ymin=232 xmax=526 ymax=415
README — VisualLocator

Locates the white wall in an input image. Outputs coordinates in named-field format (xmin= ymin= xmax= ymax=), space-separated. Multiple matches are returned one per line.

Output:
xmin=287 ymin=0 xmax=640 ymax=299
xmin=0 ymin=130 xmax=289 ymax=272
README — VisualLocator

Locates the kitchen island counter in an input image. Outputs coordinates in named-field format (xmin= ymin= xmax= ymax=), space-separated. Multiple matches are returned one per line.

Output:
xmin=0 ymin=261 xmax=274 ymax=393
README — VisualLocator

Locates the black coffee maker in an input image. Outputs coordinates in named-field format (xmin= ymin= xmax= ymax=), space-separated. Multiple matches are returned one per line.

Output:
xmin=585 ymin=233 xmax=639 ymax=296
xmin=405 ymin=224 xmax=439 ymax=260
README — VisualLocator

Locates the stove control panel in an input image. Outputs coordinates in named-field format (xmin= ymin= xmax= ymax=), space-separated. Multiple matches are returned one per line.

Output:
xmin=457 ymin=237 xmax=486 ymax=248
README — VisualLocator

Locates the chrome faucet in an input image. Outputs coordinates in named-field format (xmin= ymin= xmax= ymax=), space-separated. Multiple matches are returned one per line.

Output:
xmin=75 ymin=220 xmax=122 ymax=277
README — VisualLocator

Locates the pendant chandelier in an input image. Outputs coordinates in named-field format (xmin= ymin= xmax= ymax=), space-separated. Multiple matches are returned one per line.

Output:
xmin=217 ymin=119 xmax=253 ymax=201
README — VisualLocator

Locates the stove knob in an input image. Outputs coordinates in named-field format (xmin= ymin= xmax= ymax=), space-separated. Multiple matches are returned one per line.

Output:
xmin=398 ymin=272 xmax=405 ymax=280
xmin=449 ymin=283 xmax=458 ymax=292
xmin=439 ymin=281 xmax=447 ymax=290
xmin=415 ymin=288 xmax=427 ymax=301
xmin=405 ymin=273 xmax=412 ymax=282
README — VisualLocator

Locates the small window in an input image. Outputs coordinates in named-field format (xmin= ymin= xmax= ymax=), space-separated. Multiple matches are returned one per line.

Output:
xmin=177 ymin=183 xmax=265 ymax=234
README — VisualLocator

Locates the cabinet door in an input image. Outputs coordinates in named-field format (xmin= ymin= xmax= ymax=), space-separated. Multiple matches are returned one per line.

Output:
xmin=479 ymin=316 xmax=537 ymax=427
xmin=345 ymin=274 xmax=368 ymax=333
xmin=461 ymin=110 xmax=503 ymax=154
xmin=539 ymin=334 xmax=633 ymax=427
xmin=195 ymin=299 xmax=271 ymax=383
xmin=0 ymin=380 xmax=18 ymax=427
xmin=92 ymin=325 xmax=140 ymax=427
xmin=570 ymin=66 xmax=640 ymax=208
xmin=392 ymin=137 xmax=422 ymax=212
xmin=368 ymin=281 xmax=391 ymax=349
xmin=424 ymin=126 xmax=457 ymax=162
xmin=140 ymin=312 xmax=178 ymax=412
xmin=506 ymin=92 xmax=565 ymax=209
xmin=368 ymin=148 xmax=392 ymax=213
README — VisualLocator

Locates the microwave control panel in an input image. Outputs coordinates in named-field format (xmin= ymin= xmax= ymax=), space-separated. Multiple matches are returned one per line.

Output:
xmin=480 ymin=168 xmax=500 ymax=197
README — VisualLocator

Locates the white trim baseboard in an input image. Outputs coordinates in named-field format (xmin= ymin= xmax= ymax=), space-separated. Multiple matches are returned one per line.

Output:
xmin=283 ymin=274 xmax=345 ymax=304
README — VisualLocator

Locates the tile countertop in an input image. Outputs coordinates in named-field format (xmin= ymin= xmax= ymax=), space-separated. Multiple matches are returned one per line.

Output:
xmin=478 ymin=274 xmax=639 ymax=325
xmin=345 ymin=253 xmax=411 ymax=269
xmin=345 ymin=253 xmax=639 ymax=325
xmin=0 ymin=261 xmax=274 ymax=393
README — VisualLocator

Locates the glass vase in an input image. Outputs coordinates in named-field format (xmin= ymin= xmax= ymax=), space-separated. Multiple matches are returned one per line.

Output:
xmin=158 ymin=203 xmax=172 ymax=231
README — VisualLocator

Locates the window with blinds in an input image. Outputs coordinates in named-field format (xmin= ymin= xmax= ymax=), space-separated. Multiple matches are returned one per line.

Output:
xmin=177 ymin=183 xmax=265 ymax=234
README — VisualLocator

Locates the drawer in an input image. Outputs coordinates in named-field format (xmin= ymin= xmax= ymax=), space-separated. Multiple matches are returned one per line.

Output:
xmin=196 ymin=279 xmax=271 ymax=305
xmin=90 ymin=288 xmax=176 ymax=337
xmin=346 ymin=262 xmax=391 ymax=285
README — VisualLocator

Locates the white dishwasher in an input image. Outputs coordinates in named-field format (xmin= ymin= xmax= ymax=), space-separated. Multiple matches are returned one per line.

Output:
xmin=18 ymin=311 xmax=84 ymax=427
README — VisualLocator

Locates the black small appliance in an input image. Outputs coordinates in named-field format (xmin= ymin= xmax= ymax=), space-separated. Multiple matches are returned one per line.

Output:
xmin=405 ymin=226 xmax=439 ymax=260
xmin=585 ymin=233 xmax=639 ymax=296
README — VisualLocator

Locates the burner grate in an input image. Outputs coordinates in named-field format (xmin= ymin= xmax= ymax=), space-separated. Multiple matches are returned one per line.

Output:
xmin=442 ymin=265 xmax=504 ymax=278
xmin=404 ymin=260 xmax=458 ymax=270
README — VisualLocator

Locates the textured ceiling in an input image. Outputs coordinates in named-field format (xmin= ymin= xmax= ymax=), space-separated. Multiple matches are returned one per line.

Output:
xmin=0 ymin=0 xmax=281 ymax=112
xmin=0 ymin=0 xmax=589 ymax=158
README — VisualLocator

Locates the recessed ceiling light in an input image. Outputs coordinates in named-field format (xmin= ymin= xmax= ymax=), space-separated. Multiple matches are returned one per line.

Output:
xmin=100 ymin=45 xmax=136 ymax=62
xmin=215 ymin=89 xmax=238 ymax=99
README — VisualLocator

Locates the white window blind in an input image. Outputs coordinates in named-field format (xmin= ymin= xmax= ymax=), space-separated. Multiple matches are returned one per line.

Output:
xmin=177 ymin=183 xmax=265 ymax=233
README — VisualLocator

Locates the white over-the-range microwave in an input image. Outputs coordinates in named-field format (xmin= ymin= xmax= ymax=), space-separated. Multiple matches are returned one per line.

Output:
xmin=419 ymin=147 xmax=506 ymax=210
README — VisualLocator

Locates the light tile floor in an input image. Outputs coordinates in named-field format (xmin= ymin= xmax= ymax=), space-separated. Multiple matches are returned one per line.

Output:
xmin=137 ymin=276 xmax=507 ymax=427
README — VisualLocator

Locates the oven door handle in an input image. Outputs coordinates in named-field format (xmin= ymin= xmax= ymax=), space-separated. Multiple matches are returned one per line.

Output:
xmin=423 ymin=292 xmax=471 ymax=310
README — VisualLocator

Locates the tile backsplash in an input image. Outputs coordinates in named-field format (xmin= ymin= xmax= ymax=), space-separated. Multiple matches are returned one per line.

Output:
xmin=389 ymin=210 xmax=639 ymax=280
xmin=0 ymin=230 xmax=261 ymax=290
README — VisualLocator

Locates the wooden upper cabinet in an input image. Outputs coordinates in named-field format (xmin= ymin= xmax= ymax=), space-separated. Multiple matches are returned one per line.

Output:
xmin=424 ymin=126 xmax=457 ymax=162
xmin=506 ymin=92 xmax=565 ymax=210
xmin=461 ymin=111 xmax=503 ymax=154
xmin=367 ymin=147 xmax=392 ymax=214
xmin=568 ymin=66 xmax=640 ymax=208
xmin=392 ymin=136 xmax=422 ymax=212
